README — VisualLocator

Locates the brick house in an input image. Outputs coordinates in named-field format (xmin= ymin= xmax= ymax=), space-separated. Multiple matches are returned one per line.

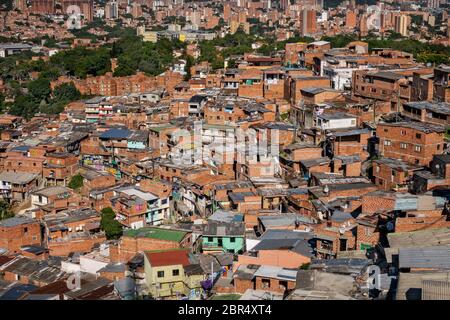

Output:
xmin=235 ymin=230 xmax=313 ymax=270
xmin=0 ymin=171 xmax=41 ymax=203
xmin=352 ymin=70 xmax=410 ymax=110
xmin=280 ymin=143 xmax=323 ymax=174
xmin=287 ymin=75 xmax=331 ymax=105
xmin=355 ymin=215 xmax=380 ymax=251
xmin=253 ymin=265 xmax=297 ymax=294
xmin=31 ymin=186 xmax=82 ymax=215
xmin=372 ymin=157 xmax=423 ymax=191
xmin=110 ymin=227 xmax=192 ymax=263
xmin=43 ymin=152 xmax=79 ymax=187
xmin=0 ymin=216 xmax=42 ymax=254
xmin=402 ymin=101 xmax=450 ymax=126
xmin=433 ymin=65 xmax=450 ymax=103
xmin=376 ymin=122 xmax=446 ymax=166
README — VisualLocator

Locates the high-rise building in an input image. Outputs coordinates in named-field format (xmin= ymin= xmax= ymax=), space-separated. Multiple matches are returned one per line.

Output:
xmin=223 ymin=3 xmax=231 ymax=21
xmin=230 ymin=19 xmax=250 ymax=34
xmin=427 ymin=0 xmax=440 ymax=8
xmin=30 ymin=0 xmax=55 ymax=14
xmin=442 ymin=10 xmax=448 ymax=23
xmin=131 ymin=3 xmax=142 ymax=18
xmin=359 ymin=14 xmax=368 ymax=36
xmin=238 ymin=10 xmax=247 ymax=24
xmin=62 ymin=0 xmax=94 ymax=22
xmin=345 ymin=11 xmax=357 ymax=29
xmin=14 ymin=0 xmax=27 ymax=11
xmin=428 ymin=15 xmax=436 ymax=27
xmin=237 ymin=0 xmax=247 ymax=8
xmin=105 ymin=0 xmax=119 ymax=20
xmin=301 ymin=8 xmax=317 ymax=36
xmin=447 ymin=18 xmax=450 ymax=38
xmin=280 ymin=0 xmax=289 ymax=11
xmin=394 ymin=14 xmax=410 ymax=37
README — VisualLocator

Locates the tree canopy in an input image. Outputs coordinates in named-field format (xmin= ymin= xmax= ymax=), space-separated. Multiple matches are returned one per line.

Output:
xmin=0 ymin=200 xmax=14 ymax=221
xmin=68 ymin=174 xmax=84 ymax=190
xmin=100 ymin=207 xmax=123 ymax=240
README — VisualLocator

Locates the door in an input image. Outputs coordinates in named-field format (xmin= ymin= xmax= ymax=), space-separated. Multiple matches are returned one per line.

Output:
xmin=339 ymin=239 xmax=347 ymax=251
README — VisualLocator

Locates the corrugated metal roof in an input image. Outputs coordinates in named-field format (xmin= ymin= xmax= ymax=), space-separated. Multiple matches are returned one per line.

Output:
xmin=399 ymin=245 xmax=450 ymax=269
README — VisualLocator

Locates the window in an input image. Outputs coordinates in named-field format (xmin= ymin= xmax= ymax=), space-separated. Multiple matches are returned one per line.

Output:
xmin=261 ymin=279 xmax=270 ymax=289
xmin=414 ymin=145 xmax=421 ymax=152
xmin=400 ymin=143 xmax=407 ymax=149
xmin=384 ymin=140 xmax=392 ymax=146
xmin=172 ymin=269 xmax=180 ymax=276
xmin=437 ymin=144 xmax=440 ymax=150
xmin=207 ymin=237 xmax=213 ymax=242
xmin=23 ymin=227 xmax=28 ymax=234
xmin=230 ymin=237 xmax=236 ymax=243
xmin=416 ymin=133 xmax=422 ymax=139
xmin=400 ymin=130 xmax=406 ymax=136
xmin=157 ymin=271 xmax=164 ymax=278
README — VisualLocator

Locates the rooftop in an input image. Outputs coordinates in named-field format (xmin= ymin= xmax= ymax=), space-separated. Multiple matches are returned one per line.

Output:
xmin=0 ymin=171 xmax=39 ymax=184
xmin=0 ymin=216 xmax=37 ymax=228
xmin=123 ymin=227 xmax=188 ymax=242
xmin=144 ymin=249 xmax=190 ymax=267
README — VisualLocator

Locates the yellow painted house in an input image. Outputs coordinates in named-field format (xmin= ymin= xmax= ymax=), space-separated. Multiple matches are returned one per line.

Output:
xmin=144 ymin=249 xmax=205 ymax=298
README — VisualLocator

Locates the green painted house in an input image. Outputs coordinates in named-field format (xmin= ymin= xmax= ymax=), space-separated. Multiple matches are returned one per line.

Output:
xmin=202 ymin=221 xmax=245 ymax=254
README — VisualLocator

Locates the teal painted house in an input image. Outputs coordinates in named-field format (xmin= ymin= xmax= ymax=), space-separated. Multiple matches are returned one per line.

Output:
xmin=202 ymin=221 xmax=245 ymax=254
xmin=127 ymin=131 xmax=149 ymax=150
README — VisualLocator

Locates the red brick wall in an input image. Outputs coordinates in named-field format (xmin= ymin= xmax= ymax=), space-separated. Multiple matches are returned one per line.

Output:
xmin=47 ymin=236 xmax=106 ymax=256
xmin=234 ymin=278 xmax=254 ymax=294
xmin=361 ymin=194 xmax=395 ymax=214
xmin=254 ymin=277 xmax=295 ymax=294
xmin=356 ymin=225 xmax=379 ymax=249
xmin=0 ymin=222 xmax=42 ymax=254
xmin=111 ymin=235 xmax=191 ymax=263
xmin=377 ymin=123 xmax=444 ymax=166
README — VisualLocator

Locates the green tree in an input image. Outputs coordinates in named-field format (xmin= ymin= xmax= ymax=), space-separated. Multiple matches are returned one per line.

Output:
xmin=0 ymin=200 xmax=14 ymax=221
xmin=53 ymin=82 xmax=81 ymax=102
xmin=9 ymin=94 xmax=39 ymax=119
xmin=27 ymin=78 xmax=51 ymax=101
xmin=227 ymin=59 xmax=237 ymax=69
xmin=68 ymin=174 xmax=84 ymax=190
xmin=0 ymin=92 xmax=4 ymax=111
xmin=300 ymin=262 xmax=310 ymax=270
xmin=100 ymin=207 xmax=123 ymax=240
xmin=322 ymin=34 xmax=358 ymax=48
xmin=184 ymin=55 xmax=194 ymax=81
